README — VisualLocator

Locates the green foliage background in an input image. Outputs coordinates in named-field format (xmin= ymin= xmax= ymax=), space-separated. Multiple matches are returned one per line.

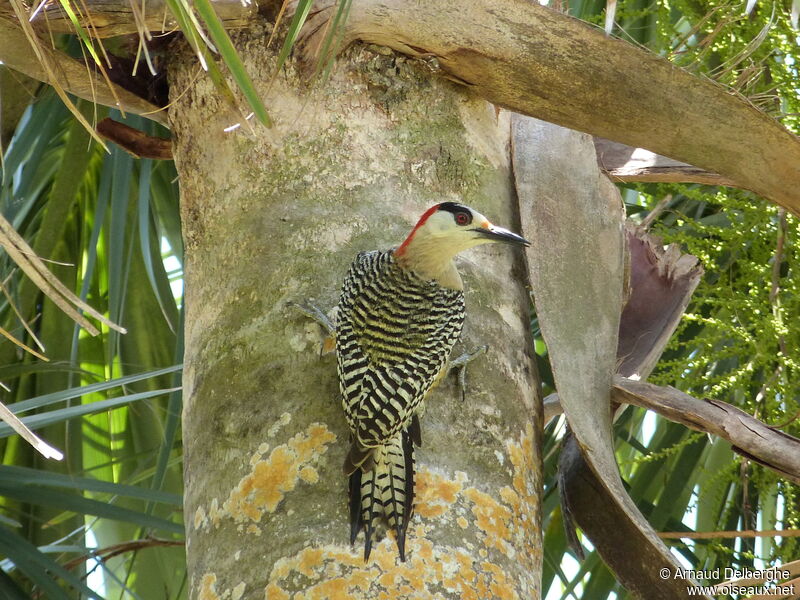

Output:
xmin=0 ymin=94 xmax=185 ymax=598
xmin=538 ymin=0 xmax=800 ymax=597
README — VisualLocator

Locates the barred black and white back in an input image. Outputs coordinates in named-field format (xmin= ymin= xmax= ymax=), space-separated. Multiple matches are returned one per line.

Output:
xmin=335 ymin=250 xmax=465 ymax=560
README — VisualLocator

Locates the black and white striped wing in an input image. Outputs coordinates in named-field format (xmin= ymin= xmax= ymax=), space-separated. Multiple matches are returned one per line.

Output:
xmin=336 ymin=251 xmax=465 ymax=446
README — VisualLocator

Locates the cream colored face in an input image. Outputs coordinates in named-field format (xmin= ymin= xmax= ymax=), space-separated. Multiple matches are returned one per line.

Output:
xmin=419 ymin=207 xmax=527 ymax=250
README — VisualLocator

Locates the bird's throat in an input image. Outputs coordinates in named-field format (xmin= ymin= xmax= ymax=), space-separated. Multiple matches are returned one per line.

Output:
xmin=395 ymin=237 xmax=464 ymax=290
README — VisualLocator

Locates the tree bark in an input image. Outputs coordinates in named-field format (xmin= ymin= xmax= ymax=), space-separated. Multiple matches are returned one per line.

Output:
xmin=170 ymin=38 xmax=541 ymax=599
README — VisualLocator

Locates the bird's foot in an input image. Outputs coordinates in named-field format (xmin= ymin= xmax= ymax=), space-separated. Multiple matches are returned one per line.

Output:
xmin=290 ymin=300 xmax=336 ymax=354
xmin=447 ymin=345 xmax=488 ymax=401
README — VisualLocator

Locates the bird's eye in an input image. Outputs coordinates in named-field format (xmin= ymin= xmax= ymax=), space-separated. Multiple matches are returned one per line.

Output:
xmin=455 ymin=211 xmax=472 ymax=226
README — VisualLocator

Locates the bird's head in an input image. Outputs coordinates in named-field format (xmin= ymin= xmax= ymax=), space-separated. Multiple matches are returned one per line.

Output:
xmin=394 ymin=202 xmax=529 ymax=286
xmin=396 ymin=202 xmax=529 ymax=257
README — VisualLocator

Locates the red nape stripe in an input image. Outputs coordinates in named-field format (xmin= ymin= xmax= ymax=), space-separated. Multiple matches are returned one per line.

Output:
xmin=395 ymin=204 xmax=441 ymax=256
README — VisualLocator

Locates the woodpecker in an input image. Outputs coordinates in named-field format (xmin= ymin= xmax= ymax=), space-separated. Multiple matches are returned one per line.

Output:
xmin=336 ymin=202 xmax=529 ymax=561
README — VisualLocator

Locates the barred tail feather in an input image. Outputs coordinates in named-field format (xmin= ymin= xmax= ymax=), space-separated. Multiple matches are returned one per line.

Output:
xmin=347 ymin=432 xmax=415 ymax=561
xmin=349 ymin=467 xmax=363 ymax=545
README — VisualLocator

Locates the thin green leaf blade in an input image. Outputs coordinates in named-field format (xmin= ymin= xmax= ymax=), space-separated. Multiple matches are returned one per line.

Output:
xmin=0 ymin=387 xmax=181 ymax=436
xmin=0 ymin=486 xmax=183 ymax=534
xmin=193 ymin=0 xmax=272 ymax=127
xmin=7 ymin=364 xmax=182 ymax=413
xmin=0 ymin=526 xmax=102 ymax=599
xmin=276 ymin=0 xmax=314 ymax=71
xmin=55 ymin=0 xmax=103 ymax=66
xmin=0 ymin=465 xmax=181 ymax=505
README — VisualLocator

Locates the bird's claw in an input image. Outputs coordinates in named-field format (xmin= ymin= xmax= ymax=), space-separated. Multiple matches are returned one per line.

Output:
xmin=290 ymin=300 xmax=336 ymax=354
xmin=448 ymin=345 xmax=488 ymax=401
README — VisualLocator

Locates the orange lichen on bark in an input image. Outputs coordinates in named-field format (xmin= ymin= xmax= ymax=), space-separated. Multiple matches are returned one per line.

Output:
xmin=265 ymin=542 xmax=519 ymax=600
xmin=265 ymin=583 xmax=290 ymax=600
xmin=415 ymin=468 xmax=467 ymax=518
xmin=456 ymin=551 xmax=477 ymax=582
xmin=260 ymin=426 xmax=540 ymax=599
xmin=508 ymin=423 xmax=537 ymax=505
xmin=198 ymin=573 xmax=220 ymax=600
xmin=503 ymin=423 xmax=541 ymax=574
xmin=208 ymin=498 xmax=223 ymax=528
xmin=299 ymin=465 xmax=319 ymax=484
xmin=481 ymin=562 xmax=516 ymax=600
xmin=463 ymin=487 xmax=514 ymax=557
xmin=298 ymin=548 xmax=324 ymax=577
xmin=195 ymin=423 xmax=336 ymax=530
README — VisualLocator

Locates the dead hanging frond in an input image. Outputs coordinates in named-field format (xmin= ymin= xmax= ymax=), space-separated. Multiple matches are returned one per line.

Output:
xmin=0 ymin=214 xmax=126 ymax=337
xmin=52 ymin=0 xmax=113 ymax=69
xmin=667 ymin=4 xmax=728 ymax=61
xmin=27 ymin=0 xmax=267 ymax=127
xmin=0 ymin=216 xmax=123 ymax=463
xmin=0 ymin=320 xmax=47 ymax=361
xmin=128 ymin=0 xmax=159 ymax=79
xmin=0 ymin=273 xmax=46 ymax=354
xmin=679 ymin=10 xmax=743 ymax=70
xmin=0 ymin=400 xmax=63 ymax=460
xmin=665 ymin=2 xmax=780 ymax=114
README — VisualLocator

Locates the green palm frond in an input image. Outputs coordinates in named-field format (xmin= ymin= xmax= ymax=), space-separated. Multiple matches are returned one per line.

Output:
xmin=1 ymin=86 xmax=185 ymax=597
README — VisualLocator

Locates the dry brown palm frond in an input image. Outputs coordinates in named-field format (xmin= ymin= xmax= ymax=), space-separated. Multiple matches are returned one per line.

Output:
xmin=0 ymin=213 xmax=126 ymax=336
xmin=0 ymin=272 xmax=45 ymax=353
xmin=668 ymin=5 xmax=727 ymax=60
xmin=0 ymin=400 xmax=63 ymax=460
xmin=7 ymin=0 xmax=109 ymax=148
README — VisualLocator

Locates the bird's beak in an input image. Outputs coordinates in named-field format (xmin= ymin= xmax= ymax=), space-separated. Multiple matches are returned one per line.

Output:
xmin=472 ymin=223 xmax=530 ymax=247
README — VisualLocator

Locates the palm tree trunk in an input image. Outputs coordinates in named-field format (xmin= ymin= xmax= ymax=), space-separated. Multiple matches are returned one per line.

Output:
xmin=170 ymin=40 xmax=542 ymax=599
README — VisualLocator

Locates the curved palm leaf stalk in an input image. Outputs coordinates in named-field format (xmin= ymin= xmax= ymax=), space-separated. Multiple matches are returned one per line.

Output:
xmin=513 ymin=115 xmax=710 ymax=599
xmin=535 ymin=175 xmax=800 ymax=596
xmin=297 ymin=0 xmax=800 ymax=213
